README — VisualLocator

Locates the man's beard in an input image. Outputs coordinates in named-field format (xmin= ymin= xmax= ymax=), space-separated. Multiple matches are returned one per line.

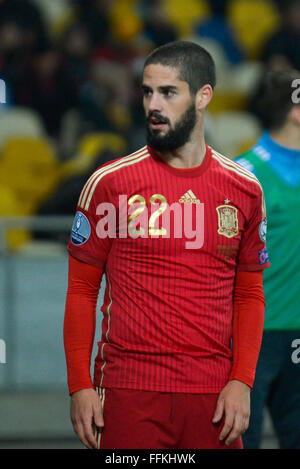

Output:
xmin=146 ymin=102 xmax=197 ymax=152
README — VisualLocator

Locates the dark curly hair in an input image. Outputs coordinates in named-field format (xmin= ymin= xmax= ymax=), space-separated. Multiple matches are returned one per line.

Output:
xmin=143 ymin=40 xmax=216 ymax=95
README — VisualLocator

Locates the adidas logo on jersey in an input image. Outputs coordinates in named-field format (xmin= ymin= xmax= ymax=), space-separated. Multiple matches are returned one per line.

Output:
xmin=179 ymin=190 xmax=200 ymax=204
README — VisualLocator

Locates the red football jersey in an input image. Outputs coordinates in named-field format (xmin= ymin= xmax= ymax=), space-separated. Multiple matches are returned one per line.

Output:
xmin=67 ymin=144 xmax=269 ymax=393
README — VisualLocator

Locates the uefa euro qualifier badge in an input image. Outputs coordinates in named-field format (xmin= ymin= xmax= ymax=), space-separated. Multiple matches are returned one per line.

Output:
xmin=71 ymin=211 xmax=91 ymax=245
xmin=259 ymin=218 xmax=267 ymax=243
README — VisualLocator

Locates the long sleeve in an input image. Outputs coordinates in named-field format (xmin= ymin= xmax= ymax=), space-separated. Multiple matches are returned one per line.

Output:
xmin=63 ymin=254 xmax=103 ymax=395
xmin=229 ymin=270 xmax=265 ymax=388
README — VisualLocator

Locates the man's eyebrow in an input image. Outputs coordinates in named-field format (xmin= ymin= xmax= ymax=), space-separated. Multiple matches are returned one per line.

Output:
xmin=158 ymin=85 xmax=178 ymax=92
xmin=141 ymin=85 xmax=178 ymax=92
xmin=141 ymin=84 xmax=152 ymax=91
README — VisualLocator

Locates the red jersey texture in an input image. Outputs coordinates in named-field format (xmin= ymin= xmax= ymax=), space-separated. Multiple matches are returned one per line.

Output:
xmin=67 ymin=144 xmax=270 ymax=393
xmin=64 ymin=260 xmax=264 ymax=394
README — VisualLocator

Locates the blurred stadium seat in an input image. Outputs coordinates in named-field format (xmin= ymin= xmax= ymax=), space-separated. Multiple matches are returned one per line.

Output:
xmin=229 ymin=60 xmax=264 ymax=95
xmin=188 ymin=36 xmax=263 ymax=113
xmin=0 ymin=137 xmax=61 ymax=215
xmin=210 ymin=111 xmax=262 ymax=157
xmin=61 ymin=132 xmax=127 ymax=178
xmin=228 ymin=0 xmax=280 ymax=59
xmin=0 ymin=108 xmax=45 ymax=150
xmin=208 ymin=91 xmax=248 ymax=114
xmin=31 ymin=0 xmax=73 ymax=39
xmin=187 ymin=36 xmax=230 ymax=69
xmin=162 ymin=0 xmax=210 ymax=37
xmin=109 ymin=0 xmax=143 ymax=43
xmin=0 ymin=183 xmax=30 ymax=249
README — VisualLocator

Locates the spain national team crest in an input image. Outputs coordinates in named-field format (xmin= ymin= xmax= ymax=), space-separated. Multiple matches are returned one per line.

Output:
xmin=216 ymin=205 xmax=239 ymax=239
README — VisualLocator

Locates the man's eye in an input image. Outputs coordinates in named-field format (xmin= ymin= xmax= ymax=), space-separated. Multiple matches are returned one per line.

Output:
xmin=164 ymin=90 xmax=174 ymax=97
xmin=143 ymin=90 xmax=152 ymax=97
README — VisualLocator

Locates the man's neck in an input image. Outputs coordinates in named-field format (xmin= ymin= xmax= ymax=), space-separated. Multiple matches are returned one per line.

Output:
xmin=269 ymin=123 xmax=300 ymax=150
xmin=158 ymin=131 xmax=207 ymax=169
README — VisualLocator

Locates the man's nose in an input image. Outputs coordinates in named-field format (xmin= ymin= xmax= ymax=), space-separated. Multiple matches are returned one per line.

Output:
xmin=148 ymin=93 xmax=163 ymax=113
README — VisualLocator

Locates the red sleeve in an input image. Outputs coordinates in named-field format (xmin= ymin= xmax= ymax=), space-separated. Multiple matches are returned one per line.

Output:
xmin=229 ymin=270 xmax=265 ymax=389
xmin=67 ymin=168 xmax=115 ymax=269
xmin=63 ymin=254 xmax=103 ymax=395
xmin=237 ymin=187 xmax=270 ymax=272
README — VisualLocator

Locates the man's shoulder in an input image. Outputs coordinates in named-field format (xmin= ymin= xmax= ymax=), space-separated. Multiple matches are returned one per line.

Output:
xmin=78 ymin=146 xmax=151 ymax=209
xmin=92 ymin=146 xmax=150 ymax=180
xmin=234 ymin=145 xmax=271 ymax=177
xmin=234 ymin=151 xmax=256 ymax=175
xmin=210 ymin=146 xmax=263 ymax=194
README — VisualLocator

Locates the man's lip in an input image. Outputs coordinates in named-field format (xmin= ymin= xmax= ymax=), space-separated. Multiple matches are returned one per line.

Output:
xmin=148 ymin=116 xmax=168 ymax=123
xmin=149 ymin=121 xmax=168 ymax=128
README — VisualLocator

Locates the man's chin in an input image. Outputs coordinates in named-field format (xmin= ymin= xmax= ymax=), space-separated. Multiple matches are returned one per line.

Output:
xmin=147 ymin=139 xmax=176 ymax=152
xmin=148 ymin=126 xmax=167 ymax=135
xmin=147 ymin=135 xmax=165 ymax=146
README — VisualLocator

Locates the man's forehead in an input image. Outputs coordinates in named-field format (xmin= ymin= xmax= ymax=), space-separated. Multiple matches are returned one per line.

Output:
xmin=143 ymin=63 xmax=185 ymax=86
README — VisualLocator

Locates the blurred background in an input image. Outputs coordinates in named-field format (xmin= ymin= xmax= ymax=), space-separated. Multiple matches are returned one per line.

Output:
xmin=1 ymin=0 xmax=298 ymax=448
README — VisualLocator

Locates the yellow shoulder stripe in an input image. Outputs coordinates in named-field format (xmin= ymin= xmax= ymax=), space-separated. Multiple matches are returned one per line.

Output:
xmin=78 ymin=147 xmax=149 ymax=211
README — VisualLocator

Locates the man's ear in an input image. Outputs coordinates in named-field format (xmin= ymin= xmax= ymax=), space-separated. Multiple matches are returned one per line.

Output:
xmin=196 ymin=84 xmax=213 ymax=111
xmin=289 ymin=105 xmax=300 ymax=126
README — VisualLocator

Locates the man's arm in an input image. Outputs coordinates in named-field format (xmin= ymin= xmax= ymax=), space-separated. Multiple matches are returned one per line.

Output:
xmin=212 ymin=270 xmax=265 ymax=446
xmin=64 ymin=254 xmax=104 ymax=449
